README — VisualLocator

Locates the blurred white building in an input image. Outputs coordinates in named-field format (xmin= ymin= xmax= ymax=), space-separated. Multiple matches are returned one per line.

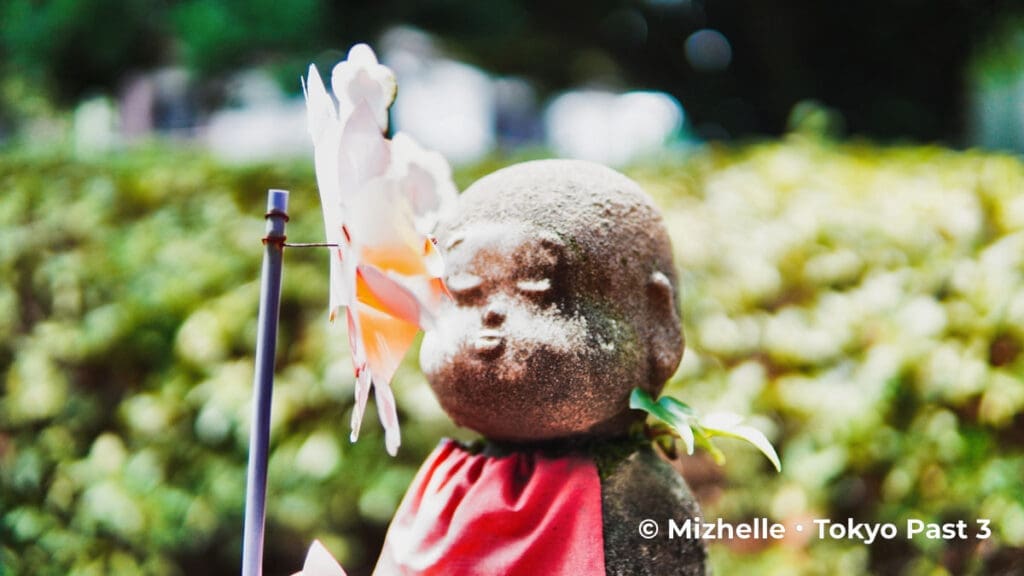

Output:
xmin=383 ymin=27 xmax=497 ymax=166
xmin=105 ymin=27 xmax=688 ymax=167
xmin=543 ymin=89 xmax=685 ymax=166
xmin=203 ymin=70 xmax=310 ymax=164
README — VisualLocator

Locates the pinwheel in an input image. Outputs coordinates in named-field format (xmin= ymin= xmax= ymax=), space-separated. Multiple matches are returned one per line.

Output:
xmin=303 ymin=44 xmax=457 ymax=456
xmin=242 ymin=44 xmax=454 ymax=576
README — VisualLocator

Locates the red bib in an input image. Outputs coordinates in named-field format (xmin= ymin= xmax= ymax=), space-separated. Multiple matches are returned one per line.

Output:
xmin=374 ymin=439 xmax=606 ymax=575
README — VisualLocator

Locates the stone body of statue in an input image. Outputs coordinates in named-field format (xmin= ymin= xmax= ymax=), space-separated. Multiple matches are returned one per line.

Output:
xmin=375 ymin=159 xmax=707 ymax=576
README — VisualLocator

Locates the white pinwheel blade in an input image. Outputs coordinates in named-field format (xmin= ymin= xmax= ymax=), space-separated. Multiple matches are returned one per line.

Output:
xmin=358 ymin=265 xmax=429 ymax=328
xmin=389 ymin=132 xmax=459 ymax=235
xmin=305 ymin=44 xmax=459 ymax=456
xmin=294 ymin=540 xmax=347 ymax=576
xmin=332 ymin=43 xmax=396 ymax=131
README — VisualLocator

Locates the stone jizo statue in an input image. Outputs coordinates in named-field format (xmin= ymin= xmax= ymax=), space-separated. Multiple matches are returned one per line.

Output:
xmin=375 ymin=159 xmax=707 ymax=576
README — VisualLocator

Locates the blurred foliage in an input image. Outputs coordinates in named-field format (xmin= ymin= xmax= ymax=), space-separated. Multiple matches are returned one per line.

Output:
xmin=0 ymin=0 xmax=330 ymax=107
xmin=0 ymin=146 xmax=459 ymax=575
xmin=635 ymin=136 xmax=1024 ymax=575
xmin=0 ymin=0 xmax=165 ymax=103
xmin=2 ymin=0 xmax=1021 ymax=141
xmin=1 ymin=137 xmax=1023 ymax=575
xmin=969 ymin=15 xmax=1024 ymax=85
xmin=170 ymin=0 xmax=328 ymax=78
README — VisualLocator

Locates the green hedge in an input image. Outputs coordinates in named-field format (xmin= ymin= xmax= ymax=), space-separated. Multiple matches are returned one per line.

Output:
xmin=637 ymin=138 xmax=1024 ymax=575
xmin=1 ymin=139 xmax=1022 ymax=575
xmin=0 ymin=148 xmax=452 ymax=575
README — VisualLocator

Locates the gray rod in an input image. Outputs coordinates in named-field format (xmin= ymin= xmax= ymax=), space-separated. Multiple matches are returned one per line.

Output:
xmin=241 ymin=189 xmax=289 ymax=576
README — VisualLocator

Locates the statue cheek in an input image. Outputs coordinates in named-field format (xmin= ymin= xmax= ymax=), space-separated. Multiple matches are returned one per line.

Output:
xmin=418 ymin=331 xmax=446 ymax=377
xmin=419 ymin=307 xmax=483 ymax=376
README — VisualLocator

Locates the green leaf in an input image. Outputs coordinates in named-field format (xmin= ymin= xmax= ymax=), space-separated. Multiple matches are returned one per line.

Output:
xmin=693 ymin=431 xmax=726 ymax=465
xmin=630 ymin=388 xmax=696 ymax=454
xmin=628 ymin=387 xmax=659 ymax=413
xmin=630 ymin=388 xmax=781 ymax=472
xmin=659 ymin=395 xmax=695 ymax=416
xmin=629 ymin=388 xmax=681 ymax=430
xmin=659 ymin=397 xmax=696 ymax=455
xmin=700 ymin=413 xmax=782 ymax=473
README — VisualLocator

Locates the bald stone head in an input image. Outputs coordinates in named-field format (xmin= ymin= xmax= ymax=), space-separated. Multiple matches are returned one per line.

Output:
xmin=420 ymin=159 xmax=683 ymax=441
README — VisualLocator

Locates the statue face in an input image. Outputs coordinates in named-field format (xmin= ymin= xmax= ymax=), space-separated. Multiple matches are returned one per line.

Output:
xmin=420 ymin=159 xmax=684 ymax=442
xmin=420 ymin=222 xmax=647 ymax=442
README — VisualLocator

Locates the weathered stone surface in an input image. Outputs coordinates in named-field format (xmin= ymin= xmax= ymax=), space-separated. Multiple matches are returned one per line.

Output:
xmin=421 ymin=159 xmax=684 ymax=441
xmin=601 ymin=447 xmax=707 ymax=576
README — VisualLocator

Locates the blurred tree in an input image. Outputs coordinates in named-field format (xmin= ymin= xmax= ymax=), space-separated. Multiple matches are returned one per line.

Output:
xmin=0 ymin=0 xmax=165 ymax=103
xmin=383 ymin=0 xmax=1014 ymax=143
xmin=171 ymin=0 xmax=328 ymax=76
xmin=2 ymin=0 xmax=1023 ymax=142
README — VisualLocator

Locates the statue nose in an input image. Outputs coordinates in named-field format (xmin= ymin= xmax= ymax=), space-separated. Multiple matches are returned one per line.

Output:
xmin=483 ymin=302 xmax=506 ymax=327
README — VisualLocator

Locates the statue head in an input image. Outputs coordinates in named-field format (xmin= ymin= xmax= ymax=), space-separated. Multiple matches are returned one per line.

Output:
xmin=420 ymin=159 xmax=683 ymax=441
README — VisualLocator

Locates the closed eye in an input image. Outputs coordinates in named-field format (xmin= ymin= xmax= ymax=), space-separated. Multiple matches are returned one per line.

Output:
xmin=516 ymin=278 xmax=551 ymax=294
xmin=447 ymin=273 xmax=483 ymax=301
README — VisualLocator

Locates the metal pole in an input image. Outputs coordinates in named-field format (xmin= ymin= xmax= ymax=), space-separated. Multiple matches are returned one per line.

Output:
xmin=242 ymin=189 xmax=289 ymax=576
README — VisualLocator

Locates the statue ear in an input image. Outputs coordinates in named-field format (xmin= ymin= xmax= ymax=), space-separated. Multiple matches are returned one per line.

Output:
xmin=646 ymin=270 xmax=684 ymax=391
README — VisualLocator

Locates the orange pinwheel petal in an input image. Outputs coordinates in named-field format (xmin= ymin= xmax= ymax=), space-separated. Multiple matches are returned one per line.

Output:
xmin=356 ymin=303 xmax=420 ymax=397
xmin=360 ymin=241 xmax=428 ymax=277
xmin=357 ymin=266 xmax=425 ymax=327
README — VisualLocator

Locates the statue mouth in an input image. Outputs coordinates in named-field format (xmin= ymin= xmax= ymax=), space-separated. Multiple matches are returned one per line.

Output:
xmin=473 ymin=329 xmax=506 ymax=357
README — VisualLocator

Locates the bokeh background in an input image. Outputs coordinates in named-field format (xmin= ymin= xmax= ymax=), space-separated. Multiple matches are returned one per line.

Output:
xmin=2 ymin=1 xmax=1024 ymax=575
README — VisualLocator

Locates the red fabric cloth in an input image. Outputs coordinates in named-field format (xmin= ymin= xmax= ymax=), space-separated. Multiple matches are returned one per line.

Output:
xmin=374 ymin=439 xmax=606 ymax=575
